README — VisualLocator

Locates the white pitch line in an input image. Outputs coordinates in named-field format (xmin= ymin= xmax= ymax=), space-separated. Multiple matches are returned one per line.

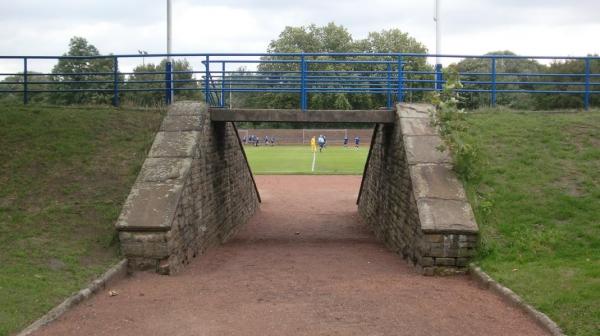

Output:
xmin=311 ymin=150 xmax=316 ymax=172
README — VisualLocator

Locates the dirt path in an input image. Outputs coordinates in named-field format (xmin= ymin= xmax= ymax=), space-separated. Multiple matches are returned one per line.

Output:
xmin=35 ymin=176 xmax=548 ymax=336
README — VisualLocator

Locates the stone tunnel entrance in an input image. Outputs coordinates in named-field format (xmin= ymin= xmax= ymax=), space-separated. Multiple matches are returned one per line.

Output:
xmin=115 ymin=101 xmax=478 ymax=275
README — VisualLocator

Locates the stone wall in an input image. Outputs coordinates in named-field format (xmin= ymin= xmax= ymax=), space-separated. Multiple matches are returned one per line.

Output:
xmin=358 ymin=103 xmax=478 ymax=275
xmin=116 ymin=101 xmax=260 ymax=274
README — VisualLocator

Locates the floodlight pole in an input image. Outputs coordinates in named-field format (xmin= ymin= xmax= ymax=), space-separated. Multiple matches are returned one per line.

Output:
xmin=166 ymin=0 xmax=174 ymax=104
xmin=434 ymin=0 xmax=443 ymax=91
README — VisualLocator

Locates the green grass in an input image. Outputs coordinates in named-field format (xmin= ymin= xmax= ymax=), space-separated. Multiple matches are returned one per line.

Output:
xmin=460 ymin=109 xmax=600 ymax=336
xmin=245 ymin=145 xmax=368 ymax=174
xmin=0 ymin=104 xmax=163 ymax=336
xmin=2 ymin=103 xmax=598 ymax=335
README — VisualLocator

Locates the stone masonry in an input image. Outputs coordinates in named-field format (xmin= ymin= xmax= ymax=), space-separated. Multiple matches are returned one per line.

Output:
xmin=358 ymin=103 xmax=478 ymax=275
xmin=116 ymin=101 xmax=260 ymax=274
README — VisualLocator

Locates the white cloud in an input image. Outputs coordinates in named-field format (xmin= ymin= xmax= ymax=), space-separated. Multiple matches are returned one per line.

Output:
xmin=0 ymin=0 xmax=599 ymax=73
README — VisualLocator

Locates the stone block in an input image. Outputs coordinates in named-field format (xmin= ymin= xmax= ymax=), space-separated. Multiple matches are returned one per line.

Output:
xmin=410 ymin=164 xmax=466 ymax=200
xmin=119 ymin=232 xmax=169 ymax=258
xmin=417 ymin=198 xmax=478 ymax=233
xmin=167 ymin=101 xmax=204 ymax=116
xmin=160 ymin=115 xmax=202 ymax=131
xmin=458 ymin=248 xmax=476 ymax=257
xmin=400 ymin=117 xmax=437 ymax=136
xmin=397 ymin=103 xmax=434 ymax=119
xmin=148 ymin=131 xmax=199 ymax=158
xmin=116 ymin=182 xmax=183 ymax=231
xmin=139 ymin=158 xmax=192 ymax=183
xmin=435 ymin=257 xmax=456 ymax=266
xmin=425 ymin=234 xmax=444 ymax=243
xmin=420 ymin=256 xmax=434 ymax=267
xmin=456 ymin=258 xmax=469 ymax=267
xmin=404 ymin=136 xmax=452 ymax=164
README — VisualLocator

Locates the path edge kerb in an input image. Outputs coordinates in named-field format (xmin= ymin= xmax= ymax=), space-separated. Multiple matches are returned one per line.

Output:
xmin=15 ymin=259 xmax=128 ymax=336
xmin=469 ymin=264 xmax=565 ymax=336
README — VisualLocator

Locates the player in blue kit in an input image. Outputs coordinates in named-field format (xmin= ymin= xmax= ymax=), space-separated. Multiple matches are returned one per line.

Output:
xmin=317 ymin=135 xmax=325 ymax=152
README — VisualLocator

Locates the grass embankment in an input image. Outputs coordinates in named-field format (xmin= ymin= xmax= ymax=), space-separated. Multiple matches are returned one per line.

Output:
xmin=245 ymin=145 xmax=368 ymax=175
xmin=0 ymin=104 xmax=163 ymax=335
xmin=462 ymin=110 xmax=600 ymax=336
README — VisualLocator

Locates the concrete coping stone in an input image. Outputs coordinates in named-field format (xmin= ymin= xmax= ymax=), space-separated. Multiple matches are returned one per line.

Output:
xmin=400 ymin=117 xmax=437 ymax=136
xmin=115 ymin=182 xmax=183 ymax=231
xmin=410 ymin=164 xmax=467 ymax=201
xmin=404 ymin=135 xmax=452 ymax=164
xmin=417 ymin=198 xmax=478 ymax=233
xmin=396 ymin=103 xmax=434 ymax=119
xmin=160 ymin=115 xmax=202 ymax=132
xmin=148 ymin=131 xmax=200 ymax=158
xmin=138 ymin=158 xmax=192 ymax=183
xmin=166 ymin=101 xmax=205 ymax=116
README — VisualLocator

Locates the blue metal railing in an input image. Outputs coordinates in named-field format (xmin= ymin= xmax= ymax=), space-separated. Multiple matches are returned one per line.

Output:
xmin=0 ymin=52 xmax=598 ymax=110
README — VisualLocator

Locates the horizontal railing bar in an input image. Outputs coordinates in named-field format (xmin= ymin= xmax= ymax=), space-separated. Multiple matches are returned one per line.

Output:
xmin=1 ymin=52 xmax=599 ymax=60
xmin=3 ymin=87 xmax=599 ymax=94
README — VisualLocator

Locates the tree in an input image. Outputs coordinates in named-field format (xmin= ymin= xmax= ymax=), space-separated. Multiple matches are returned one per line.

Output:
xmin=237 ymin=23 xmax=430 ymax=110
xmin=49 ymin=37 xmax=114 ymax=105
xmin=448 ymin=51 xmax=545 ymax=109
xmin=533 ymin=56 xmax=600 ymax=110
xmin=123 ymin=59 xmax=200 ymax=107
xmin=357 ymin=29 xmax=431 ymax=104
xmin=267 ymin=23 xmax=355 ymax=53
xmin=0 ymin=72 xmax=50 ymax=104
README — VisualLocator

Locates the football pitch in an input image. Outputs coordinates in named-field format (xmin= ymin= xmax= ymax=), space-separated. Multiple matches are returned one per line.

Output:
xmin=244 ymin=145 xmax=368 ymax=175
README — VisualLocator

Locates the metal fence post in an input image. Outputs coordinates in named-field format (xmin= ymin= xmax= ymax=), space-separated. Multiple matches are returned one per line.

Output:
xmin=23 ymin=57 xmax=28 ymax=105
xmin=165 ymin=61 xmax=172 ymax=105
xmin=435 ymin=63 xmax=443 ymax=91
xmin=584 ymin=57 xmax=591 ymax=110
xmin=386 ymin=62 xmax=392 ymax=108
xmin=300 ymin=54 xmax=307 ymax=111
xmin=220 ymin=61 xmax=225 ymax=107
xmin=112 ymin=57 xmax=119 ymax=107
xmin=491 ymin=57 xmax=497 ymax=107
xmin=397 ymin=56 xmax=404 ymax=103
xmin=204 ymin=56 xmax=210 ymax=104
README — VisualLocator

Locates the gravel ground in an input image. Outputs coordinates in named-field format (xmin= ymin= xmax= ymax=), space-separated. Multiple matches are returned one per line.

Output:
xmin=34 ymin=175 xmax=548 ymax=336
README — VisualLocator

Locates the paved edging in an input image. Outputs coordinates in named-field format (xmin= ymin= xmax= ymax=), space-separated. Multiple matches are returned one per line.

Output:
xmin=469 ymin=264 xmax=565 ymax=336
xmin=16 ymin=259 xmax=128 ymax=336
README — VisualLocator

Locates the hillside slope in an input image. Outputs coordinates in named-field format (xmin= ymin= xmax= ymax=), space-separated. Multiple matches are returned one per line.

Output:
xmin=0 ymin=105 xmax=163 ymax=335
xmin=462 ymin=110 xmax=600 ymax=336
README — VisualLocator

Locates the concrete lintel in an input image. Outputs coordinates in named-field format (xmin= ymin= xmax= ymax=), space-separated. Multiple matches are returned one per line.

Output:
xmin=209 ymin=108 xmax=395 ymax=124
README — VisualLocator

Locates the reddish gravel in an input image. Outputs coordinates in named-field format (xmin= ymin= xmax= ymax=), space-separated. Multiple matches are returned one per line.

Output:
xmin=34 ymin=175 xmax=548 ymax=336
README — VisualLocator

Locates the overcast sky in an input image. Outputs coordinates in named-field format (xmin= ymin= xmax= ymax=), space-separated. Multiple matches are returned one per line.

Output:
xmin=1 ymin=0 xmax=599 ymax=72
